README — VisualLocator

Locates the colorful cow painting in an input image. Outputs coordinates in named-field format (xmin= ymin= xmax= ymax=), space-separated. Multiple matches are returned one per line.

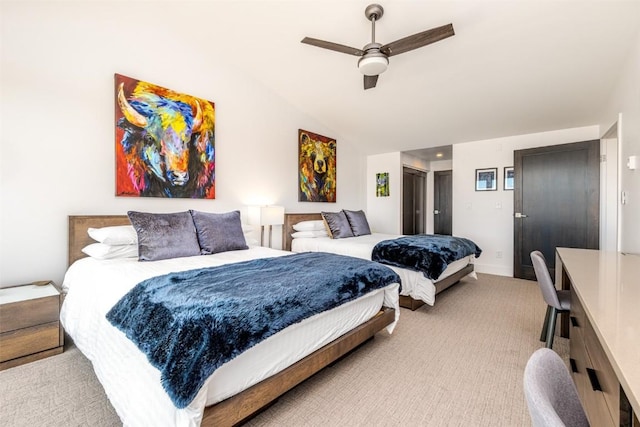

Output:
xmin=298 ymin=129 xmax=336 ymax=202
xmin=115 ymin=74 xmax=215 ymax=198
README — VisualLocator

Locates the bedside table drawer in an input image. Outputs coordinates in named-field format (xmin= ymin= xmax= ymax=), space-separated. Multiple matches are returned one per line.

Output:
xmin=0 ymin=283 xmax=63 ymax=370
xmin=0 ymin=321 xmax=60 ymax=362
xmin=0 ymin=295 xmax=59 ymax=334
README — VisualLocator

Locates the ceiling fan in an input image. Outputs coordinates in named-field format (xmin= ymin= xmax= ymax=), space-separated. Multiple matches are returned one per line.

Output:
xmin=301 ymin=4 xmax=454 ymax=90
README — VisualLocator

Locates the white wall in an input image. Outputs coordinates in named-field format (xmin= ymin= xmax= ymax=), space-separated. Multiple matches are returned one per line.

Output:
xmin=0 ymin=2 xmax=366 ymax=285
xmin=452 ymin=126 xmax=599 ymax=276
xmin=600 ymin=29 xmax=640 ymax=255
xmin=600 ymin=133 xmax=619 ymax=252
xmin=366 ymin=152 xmax=402 ymax=233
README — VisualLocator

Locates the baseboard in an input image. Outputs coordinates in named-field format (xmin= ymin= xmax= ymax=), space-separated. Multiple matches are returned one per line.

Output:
xmin=473 ymin=263 xmax=513 ymax=277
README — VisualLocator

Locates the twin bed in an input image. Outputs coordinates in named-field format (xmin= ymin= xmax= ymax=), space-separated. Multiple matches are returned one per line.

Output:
xmin=283 ymin=213 xmax=479 ymax=310
xmin=62 ymin=215 xmax=400 ymax=427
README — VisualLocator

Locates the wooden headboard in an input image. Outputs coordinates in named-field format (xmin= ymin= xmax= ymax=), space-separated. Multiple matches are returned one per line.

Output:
xmin=68 ymin=215 xmax=131 ymax=266
xmin=282 ymin=213 xmax=323 ymax=251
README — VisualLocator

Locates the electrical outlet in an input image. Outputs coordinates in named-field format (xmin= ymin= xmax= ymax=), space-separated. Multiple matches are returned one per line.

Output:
xmin=496 ymin=251 xmax=503 ymax=259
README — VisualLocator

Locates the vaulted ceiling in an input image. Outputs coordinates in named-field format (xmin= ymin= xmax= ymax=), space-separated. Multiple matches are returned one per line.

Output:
xmin=194 ymin=1 xmax=640 ymax=156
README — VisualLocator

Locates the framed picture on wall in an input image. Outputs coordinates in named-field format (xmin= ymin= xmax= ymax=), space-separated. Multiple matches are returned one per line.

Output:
xmin=298 ymin=129 xmax=336 ymax=202
xmin=504 ymin=166 xmax=514 ymax=190
xmin=114 ymin=74 xmax=216 ymax=199
xmin=475 ymin=168 xmax=497 ymax=191
xmin=376 ymin=172 xmax=389 ymax=197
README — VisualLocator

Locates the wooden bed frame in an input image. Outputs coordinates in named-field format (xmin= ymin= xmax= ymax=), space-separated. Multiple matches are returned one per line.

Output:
xmin=67 ymin=215 xmax=395 ymax=426
xmin=282 ymin=213 xmax=474 ymax=311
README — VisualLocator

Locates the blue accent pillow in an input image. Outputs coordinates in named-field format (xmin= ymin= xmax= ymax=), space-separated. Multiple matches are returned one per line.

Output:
xmin=321 ymin=211 xmax=354 ymax=239
xmin=127 ymin=211 xmax=201 ymax=261
xmin=343 ymin=209 xmax=372 ymax=236
xmin=190 ymin=210 xmax=248 ymax=254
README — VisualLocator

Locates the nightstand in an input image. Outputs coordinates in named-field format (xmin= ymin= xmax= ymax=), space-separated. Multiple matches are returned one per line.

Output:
xmin=0 ymin=281 xmax=64 ymax=370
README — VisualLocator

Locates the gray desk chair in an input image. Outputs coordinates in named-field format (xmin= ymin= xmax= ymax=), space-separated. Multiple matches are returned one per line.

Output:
xmin=530 ymin=250 xmax=570 ymax=349
xmin=524 ymin=348 xmax=589 ymax=427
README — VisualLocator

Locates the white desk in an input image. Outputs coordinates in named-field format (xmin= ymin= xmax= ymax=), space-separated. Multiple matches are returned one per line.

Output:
xmin=556 ymin=248 xmax=640 ymax=423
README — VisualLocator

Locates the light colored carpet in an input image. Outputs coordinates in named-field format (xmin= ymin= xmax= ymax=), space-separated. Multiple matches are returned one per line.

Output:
xmin=0 ymin=273 xmax=568 ymax=426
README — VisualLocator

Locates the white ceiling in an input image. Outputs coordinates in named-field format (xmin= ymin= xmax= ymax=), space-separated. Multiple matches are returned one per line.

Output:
xmin=195 ymin=1 xmax=640 ymax=157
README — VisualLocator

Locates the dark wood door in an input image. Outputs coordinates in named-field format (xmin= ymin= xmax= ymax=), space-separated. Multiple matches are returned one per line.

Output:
xmin=514 ymin=140 xmax=599 ymax=280
xmin=402 ymin=167 xmax=426 ymax=235
xmin=434 ymin=170 xmax=452 ymax=235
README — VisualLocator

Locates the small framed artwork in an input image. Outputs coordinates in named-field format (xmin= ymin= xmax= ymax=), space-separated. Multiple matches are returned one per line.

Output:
xmin=376 ymin=172 xmax=389 ymax=197
xmin=475 ymin=168 xmax=497 ymax=191
xmin=504 ymin=166 xmax=514 ymax=190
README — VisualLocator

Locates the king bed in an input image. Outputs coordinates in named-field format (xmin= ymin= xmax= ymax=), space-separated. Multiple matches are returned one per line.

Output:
xmin=283 ymin=212 xmax=480 ymax=311
xmin=61 ymin=214 xmax=400 ymax=427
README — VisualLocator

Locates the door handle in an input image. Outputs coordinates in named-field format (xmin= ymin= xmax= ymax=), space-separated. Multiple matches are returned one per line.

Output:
xmin=434 ymin=210 xmax=440 ymax=215
xmin=514 ymin=212 xmax=528 ymax=218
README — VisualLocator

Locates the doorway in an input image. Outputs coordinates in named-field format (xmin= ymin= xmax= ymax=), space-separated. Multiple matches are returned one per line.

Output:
xmin=402 ymin=167 xmax=426 ymax=235
xmin=513 ymin=140 xmax=600 ymax=280
xmin=433 ymin=170 xmax=452 ymax=235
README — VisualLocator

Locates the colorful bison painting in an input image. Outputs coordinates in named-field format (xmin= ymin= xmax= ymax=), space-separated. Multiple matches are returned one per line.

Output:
xmin=298 ymin=129 xmax=336 ymax=202
xmin=115 ymin=74 xmax=215 ymax=198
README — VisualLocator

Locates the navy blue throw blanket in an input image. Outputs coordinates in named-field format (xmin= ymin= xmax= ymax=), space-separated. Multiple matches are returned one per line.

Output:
xmin=371 ymin=235 xmax=482 ymax=280
xmin=106 ymin=252 xmax=400 ymax=408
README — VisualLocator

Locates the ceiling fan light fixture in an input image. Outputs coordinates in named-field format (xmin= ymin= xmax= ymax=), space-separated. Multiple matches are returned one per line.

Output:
xmin=302 ymin=4 xmax=454 ymax=89
xmin=358 ymin=55 xmax=388 ymax=76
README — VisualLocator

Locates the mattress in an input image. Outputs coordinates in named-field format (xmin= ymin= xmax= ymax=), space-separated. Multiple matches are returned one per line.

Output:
xmin=60 ymin=246 xmax=400 ymax=427
xmin=291 ymin=233 xmax=475 ymax=305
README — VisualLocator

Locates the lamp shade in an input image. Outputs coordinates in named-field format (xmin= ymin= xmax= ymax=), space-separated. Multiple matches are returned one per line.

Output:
xmin=247 ymin=206 xmax=285 ymax=226
xmin=358 ymin=55 xmax=388 ymax=76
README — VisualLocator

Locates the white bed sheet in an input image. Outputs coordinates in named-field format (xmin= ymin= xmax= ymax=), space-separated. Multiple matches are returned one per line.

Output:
xmin=291 ymin=233 xmax=476 ymax=306
xmin=60 ymin=247 xmax=399 ymax=427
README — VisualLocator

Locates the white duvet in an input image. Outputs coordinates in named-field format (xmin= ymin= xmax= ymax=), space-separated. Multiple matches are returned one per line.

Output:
xmin=60 ymin=247 xmax=399 ymax=427
xmin=291 ymin=233 xmax=476 ymax=306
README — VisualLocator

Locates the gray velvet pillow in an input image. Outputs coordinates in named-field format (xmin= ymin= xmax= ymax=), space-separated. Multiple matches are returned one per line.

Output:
xmin=190 ymin=210 xmax=248 ymax=254
xmin=343 ymin=209 xmax=372 ymax=236
xmin=127 ymin=211 xmax=201 ymax=261
xmin=321 ymin=211 xmax=354 ymax=239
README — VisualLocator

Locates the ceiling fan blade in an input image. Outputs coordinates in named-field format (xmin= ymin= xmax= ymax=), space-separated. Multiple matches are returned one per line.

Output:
xmin=301 ymin=37 xmax=364 ymax=56
xmin=380 ymin=23 xmax=454 ymax=57
xmin=364 ymin=74 xmax=379 ymax=90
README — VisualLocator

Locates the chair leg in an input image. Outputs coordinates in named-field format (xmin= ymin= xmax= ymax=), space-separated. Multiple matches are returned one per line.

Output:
xmin=540 ymin=305 xmax=552 ymax=342
xmin=545 ymin=307 xmax=558 ymax=349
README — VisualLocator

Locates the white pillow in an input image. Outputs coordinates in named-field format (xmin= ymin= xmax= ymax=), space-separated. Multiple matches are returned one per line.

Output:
xmin=82 ymin=243 xmax=138 ymax=260
xmin=292 ymin=220 xmax=325 ymax=232
xmin=244 ymin=237 xmax=260 ymax=247
xmin=241 ymin=224 xmax=260 ymax=246
xmin=88 ymin=225 xmax=137 ymax=245
xmin=291 ymin=230 xmax=329 ymax=238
